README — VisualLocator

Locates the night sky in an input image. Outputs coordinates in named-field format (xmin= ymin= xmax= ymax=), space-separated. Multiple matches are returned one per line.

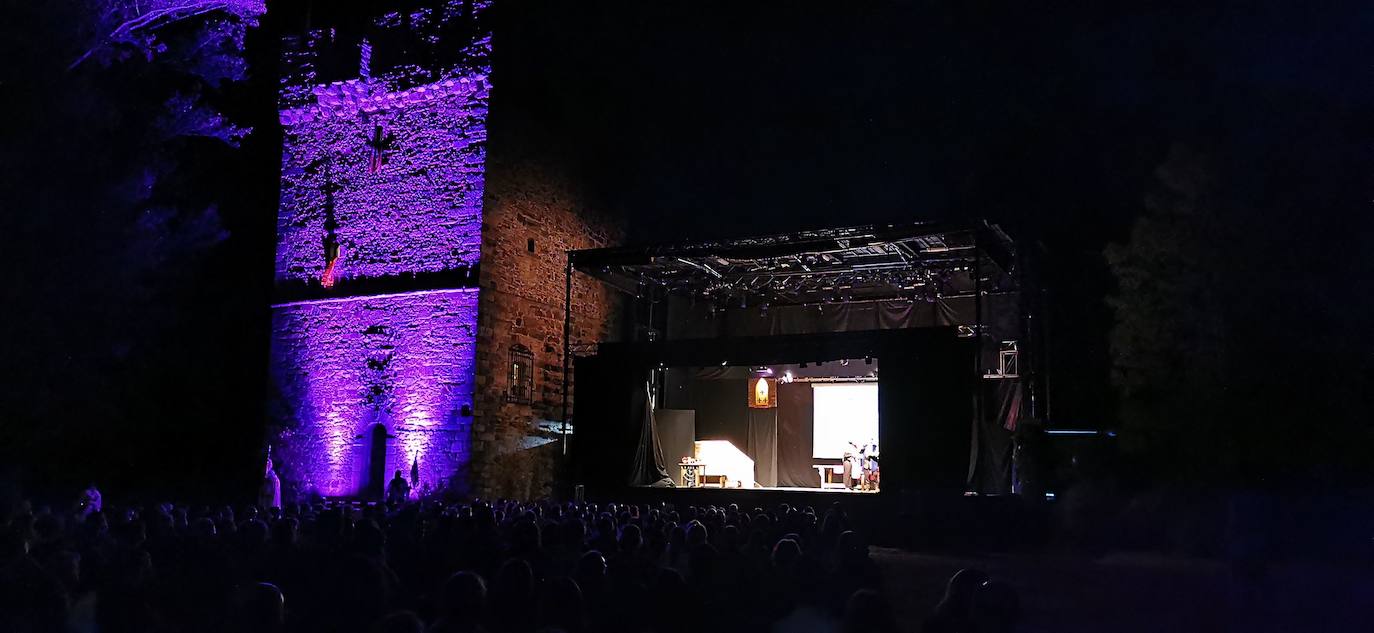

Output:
xmin=491 ymin=0 xmax=1374 ymax=425
xmin=3 ymin=0 xmax=1372 ymax=495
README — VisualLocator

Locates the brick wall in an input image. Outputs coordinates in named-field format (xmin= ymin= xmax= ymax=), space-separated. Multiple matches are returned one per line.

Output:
xmin=468 ymin=158 xmax=624 ymax=498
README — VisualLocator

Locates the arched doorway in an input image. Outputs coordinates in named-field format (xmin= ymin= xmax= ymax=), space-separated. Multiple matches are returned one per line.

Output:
xmin=365 ymin=423 xmax=389 ymax=500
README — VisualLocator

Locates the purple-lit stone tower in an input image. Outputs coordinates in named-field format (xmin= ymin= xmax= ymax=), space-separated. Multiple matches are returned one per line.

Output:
xmin=269 ymin=1 xmax=492 ymax=498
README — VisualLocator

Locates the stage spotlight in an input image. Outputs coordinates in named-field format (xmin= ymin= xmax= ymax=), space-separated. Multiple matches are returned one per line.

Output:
xmin=721 ymin=360 xmax=728 ymax=366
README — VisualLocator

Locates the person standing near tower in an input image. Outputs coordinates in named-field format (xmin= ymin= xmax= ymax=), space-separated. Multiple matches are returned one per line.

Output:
xmin=386 ymin=469 xmax=411 ymax=505
xmin=260 ymin=456 xmax=282 ymax=510
xmin=77 ymin=483 xmax=101 ymax=517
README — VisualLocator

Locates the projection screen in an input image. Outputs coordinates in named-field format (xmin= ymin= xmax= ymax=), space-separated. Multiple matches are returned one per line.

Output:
xmin=811 ymin=382 xmax=879 ymax=459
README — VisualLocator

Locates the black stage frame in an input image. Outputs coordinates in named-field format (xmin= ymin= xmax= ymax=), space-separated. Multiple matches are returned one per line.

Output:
xmin=562 ymin=221 xmax=1045 ymax=498
xmin=570 ymin=328 xmax=976 ymax=497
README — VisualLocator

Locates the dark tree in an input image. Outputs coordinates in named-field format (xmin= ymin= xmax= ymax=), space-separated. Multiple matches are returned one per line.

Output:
xmin=1105 ymin=146 xmax=1230 ymax=477
xmin=0 ymin=1 xmax=273 ymax=499
xmin=1107 ymin=142 xmax=1374 ymax=484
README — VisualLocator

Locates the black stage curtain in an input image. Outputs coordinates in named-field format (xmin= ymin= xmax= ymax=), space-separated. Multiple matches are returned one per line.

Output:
xmin=656 ymin=409 xmax=696 ymax=485
xmin=776 ymin=383 xmax=817 ymax=487
xmin=747 ymin=409 xmax=778 ymax=487
xmin=691 ymin=379 xmax=749 ymax=450
xmin=970 ymin=379 xmax=1020 ymax=494
xmin=573 ymin=358 xmax=670 ymax=488
xmin=880 ymin=342 xmax=975 ymax=492
xmin=630 ymin=380 xmax=672 ymax=487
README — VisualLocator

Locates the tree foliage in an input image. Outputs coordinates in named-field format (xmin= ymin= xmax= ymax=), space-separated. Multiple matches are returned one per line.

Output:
xmin=0 ymin=0 xmax=269 ymax=498
xmin=1106 ymin=143 xmax=1374 ymax=484
xmin=1105 ymin=146 xmax=1230 ymax=475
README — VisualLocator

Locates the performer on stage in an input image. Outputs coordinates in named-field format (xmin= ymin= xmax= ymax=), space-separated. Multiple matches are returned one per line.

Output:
xmin=860 ymin=439 xmax=879 ymax=491
xmin=844 ymin=445 xmax=863 ymax=489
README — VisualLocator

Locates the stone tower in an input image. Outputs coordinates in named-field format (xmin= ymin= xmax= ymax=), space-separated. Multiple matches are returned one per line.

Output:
xmin=268 ymin=1 xmax=492 ymax=499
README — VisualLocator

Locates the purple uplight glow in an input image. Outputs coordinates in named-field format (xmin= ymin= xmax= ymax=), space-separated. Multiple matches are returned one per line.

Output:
xmin=269 ymin=1 xmax=492 ymax=498
xmin=270 ymin=289 xmax=479 ymax=497
xmin=275 ymin=79 xmax=487 ymax=285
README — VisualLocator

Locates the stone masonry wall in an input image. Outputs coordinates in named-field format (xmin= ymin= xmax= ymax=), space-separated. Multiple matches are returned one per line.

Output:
xmin=469 ymin=159 xmax=624 ymax=498
xmin=269 ymin=2 xmax=491 ymax=500
xmin=269 ymin=289 xmax=479 ymax=498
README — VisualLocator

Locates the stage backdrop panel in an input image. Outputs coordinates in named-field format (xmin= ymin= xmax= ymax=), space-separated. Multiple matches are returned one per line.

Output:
xmin=747 ymin=409 xmax=779 ymax=487
xmin=656 ymin=409 xmax=696 ymax=485
xmin=777 ymin=383 xmax=819 ymax=487
xmin=879 ymin=337 xmax=976 ymax=492
xmin=690 ymin=378 xmax=750 ymax=451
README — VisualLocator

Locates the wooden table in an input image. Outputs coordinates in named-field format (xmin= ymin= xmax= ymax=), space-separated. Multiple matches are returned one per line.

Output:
xmin=680 ymin=462 xmax=707 ymax=487
xmin=813 ymin=464 xmax=847 ymax=489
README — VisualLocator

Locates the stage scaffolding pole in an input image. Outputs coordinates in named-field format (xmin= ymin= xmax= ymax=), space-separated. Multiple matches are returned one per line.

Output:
xmin=561 ymin=256 xmax=573 ymax=456
xmin=969 ymin=227 xmax=985 ymax=491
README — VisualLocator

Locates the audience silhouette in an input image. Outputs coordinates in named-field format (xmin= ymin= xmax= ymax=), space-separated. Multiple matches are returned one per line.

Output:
xmin=0 ymin=493 xmax=1025 ymax=633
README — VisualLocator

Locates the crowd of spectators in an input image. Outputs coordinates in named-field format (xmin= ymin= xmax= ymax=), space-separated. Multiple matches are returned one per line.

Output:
xmin=1 ymin=492 xmax=1018 ymax=633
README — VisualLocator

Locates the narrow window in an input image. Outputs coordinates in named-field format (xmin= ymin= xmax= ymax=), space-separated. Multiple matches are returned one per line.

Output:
xmin=507 ymin=344 xmax=534 ymax=404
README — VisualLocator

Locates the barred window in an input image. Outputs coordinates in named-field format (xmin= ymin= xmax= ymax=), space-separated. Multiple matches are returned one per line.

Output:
xmin=507 ymin=344 xmax=534 ymax=404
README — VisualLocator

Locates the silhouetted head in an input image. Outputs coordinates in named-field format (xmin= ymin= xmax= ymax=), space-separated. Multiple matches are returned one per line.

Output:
xmin=438 ymin=571 xmax=486 ymax=620
xmin=242 ymin=519 xmax=270 ymax=547
xmin=271 ymin=517 xmax=299 ymax=546
xmin=369 ymin=610 xmax=426 ymax=633
xmin=562 ymin=517 xmax=586 ymax=547
xmin=512 ymin=518 xmax=541 ymax=553
xmin=539 ymin=576 xmax=584 ymax=632
xmin=235 ymin=582 xmax=286 ymax=632
xmin=619 ymin=523 xmax=642 ymax=553
xmin=771 ymin=538 xmax=802 ymax=568
xmin=496 ymin=558 xmax=534 ymax=592
xmin=936 ymin=568 xmax=990 ymax=617
xmin=685 ymin=520 xmax=708 ymax=547
xmin=972 ymin=581 xmax=1020 ymax=633
xmin=575 ymin=550 xmax=606 ymax=581
xmin=843 ymin=589 xmax=895 ymax=633
xmin=191 ymin=516 xmax=217 ymax=541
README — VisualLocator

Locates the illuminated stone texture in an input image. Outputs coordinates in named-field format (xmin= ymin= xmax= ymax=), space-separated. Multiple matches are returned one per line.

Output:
xmin=468 ymin=159 xmax=625 ymax=498
xmin=269 ymin=1 xmax=490 ymax=498
xmin=270 ymin=290 xmax=478 ymax=497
